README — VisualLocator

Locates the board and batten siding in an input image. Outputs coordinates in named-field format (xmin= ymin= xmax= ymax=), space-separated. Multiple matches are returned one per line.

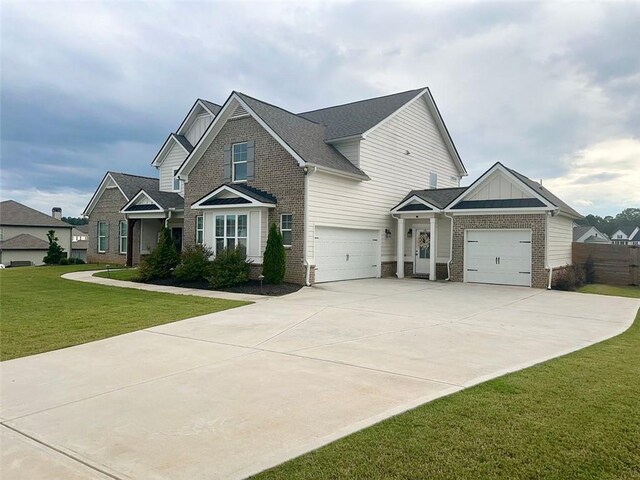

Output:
xmin=159 ymin=143 xmax=187 ymax=193
xmin=306 ymin=95 xmax=461 ymax=262
xmin=547 ymin=214 xmax=573 ymax=267
xmin=185 ymin=113 xmax=213 ymax=146
xmin=467 ymin=171 xmax=531 ymax=200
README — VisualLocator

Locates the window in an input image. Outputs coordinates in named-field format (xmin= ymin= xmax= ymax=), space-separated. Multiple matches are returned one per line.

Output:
xmin=98 ymin=221 xmax=108 ymax=252
xmin=215 ymin=214 xmax=247 ymax=254
xmin=0 ymin=227 xmax=3 ymax=241
xmin=196 ymin=216 xmax=204 ymax=244
xmin=429 ymin=172 xmax=438 ymax=189
xmin=119 ymin=221 xmax=127 ymax=254
xmin=232 ymin=142 xmax=248 ymax=182
xmin=281 ymin=214 xmax=293 ymax=247
xmin=172 ymin=168 xmax=181 ymax=191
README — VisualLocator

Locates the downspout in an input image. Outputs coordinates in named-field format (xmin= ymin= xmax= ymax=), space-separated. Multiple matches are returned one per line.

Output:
xmin=444 ymin=212 xmax=454 ymax=281
xmin=303 ymin=166 xmax=316 ymax=286
xmin=165 ymin=209 xmax=173 ymax=228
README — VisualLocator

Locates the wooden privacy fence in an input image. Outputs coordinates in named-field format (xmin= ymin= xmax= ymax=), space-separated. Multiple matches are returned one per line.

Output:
xmin=572 ymin=243 xmax=639 ymax=286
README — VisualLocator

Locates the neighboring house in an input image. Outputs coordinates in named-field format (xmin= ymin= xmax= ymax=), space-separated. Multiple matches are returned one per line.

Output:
xmin=71 ymin=225 xmax=89 ymax=261
xmin=573 ymin=225 xmax=611 ymax=244
xmin=610 ymin=227 xmax=640 ymax=245
xmin=0 ymin=200 xmax=73 ymax=266
xmin=85 ymin=87 xmax=581 ymax=288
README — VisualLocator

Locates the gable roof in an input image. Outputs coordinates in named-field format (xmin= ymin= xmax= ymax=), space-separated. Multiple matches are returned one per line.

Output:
xmin=401 ymin=187 xmax=468 ymax=210
xmin=192 ymin=183 xmax=277 ymax=209
xmin=573 ymin=225 xmax=592 ymax=241
xmin=298 ymin=88 xmax=426 ymax=141
xmin=121 ymin=186 xmax=184 ymax=213
xmin=235 ymin=92 xmax=368 ymax=178
xmin=0 ymin=233 xmax=50 ymax=250
xmin=506 ymin=167 xmax=582 ymax=218
xmin=83 ymin=172 xmax=160 ymax=216
xmin=0 ymin=200 xmax=73 ymax=228
xmin=200 ymin=99 xmax=222 ymax=115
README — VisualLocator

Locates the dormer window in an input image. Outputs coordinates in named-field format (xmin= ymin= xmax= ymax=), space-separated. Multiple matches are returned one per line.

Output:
xmin=172 ymin=168 xmax=180 ymax=192
xmin=232 ymin=142 xmax=248 ymax=182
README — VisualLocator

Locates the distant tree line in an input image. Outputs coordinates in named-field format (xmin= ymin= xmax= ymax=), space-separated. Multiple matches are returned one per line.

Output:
xmin=576 ymin=208 xmax=640 ymax=235
xmin=62 ymin=216 xmax=88 ymax=225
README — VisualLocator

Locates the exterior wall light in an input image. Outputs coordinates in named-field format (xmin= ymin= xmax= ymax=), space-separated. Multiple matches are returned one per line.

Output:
xmin=385 ymin=229 xmax=392 ymax=239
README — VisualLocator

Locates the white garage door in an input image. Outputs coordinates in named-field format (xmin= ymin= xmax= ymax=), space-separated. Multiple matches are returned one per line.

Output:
xmin=315 ymin=227 xmax=380 ymax=283
xmin=465 ymin=230 xmax=532 ymax=287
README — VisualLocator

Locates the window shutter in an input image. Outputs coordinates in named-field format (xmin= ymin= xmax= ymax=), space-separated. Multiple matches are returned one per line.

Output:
xmin=246 ymin=140 xmax=255 ymax=180
xmin=223 ymin=144 xmax=232 ymax=183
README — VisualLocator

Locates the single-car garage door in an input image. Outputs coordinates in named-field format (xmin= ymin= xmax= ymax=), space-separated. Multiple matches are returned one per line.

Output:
xmin=465 ymin=229 xmax=532 ymax=287
xmin=315 ymin=227 xmax=380 ymax=283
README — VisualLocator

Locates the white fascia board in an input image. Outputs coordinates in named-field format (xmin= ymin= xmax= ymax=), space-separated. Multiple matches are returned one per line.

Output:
xmin=305 ymin=162 xmax=369 ymax=181
xmin=325 ymin=134 xmax=364 ymax=143
xmin=193 ymin=202 xmax=276 ymax=210
xmin=83 ymin=173 xmax=128 ymax=216
xmin=391 ymin=194 xmax=440 ymax=213
xmin=119 ymin=190 xmax=164 ymax=214
xmin=151 ymin=134 xmax=190 ymax=167
xmin=448 ymin=207 xmax=553 ymax=216
xmin=176 ymin=99 xmax=214 ymax=136
xmin=445 ymin=163 xmax=555 ymax=211
xmin=191 ymin=184 xmax=275 ymax=209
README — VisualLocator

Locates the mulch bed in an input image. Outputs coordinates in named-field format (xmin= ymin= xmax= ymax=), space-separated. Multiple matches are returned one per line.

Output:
xmin=144 ymin=278 xmax=302 ymax=296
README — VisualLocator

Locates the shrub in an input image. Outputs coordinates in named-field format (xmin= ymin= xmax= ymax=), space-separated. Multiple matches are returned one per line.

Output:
xmin=43 ymin=230 xmax=66 ymax=265
xmin=58 ymin=258 xmax=70 ymax=265
xmin=584 ymin=255 xmax=596 ymax=284
xmin=207 ymin=247 xmax=251 ymax=288
xmin=262 ymin=223 xmax=286 ymax=284
xmin=137 ymin=227 xmax=180 ymax=281
xmin=552 ymin=265 xmax=586 ymax=291
xmin=174 ymin=244 xmax=214 ymax=282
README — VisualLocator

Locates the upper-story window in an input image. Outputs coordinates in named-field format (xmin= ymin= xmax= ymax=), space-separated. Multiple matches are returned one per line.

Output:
xmin=172 ymin=168 xmax=181 ymax=191
xmin=429 ymin=172 xmax=438 ymax=189
xmin=232 ymin=142 xmax=248 ymax=182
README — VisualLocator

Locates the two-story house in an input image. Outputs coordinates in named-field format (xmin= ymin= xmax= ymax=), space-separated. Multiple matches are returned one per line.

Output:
xmin=610 ymin=227 xmax=640 ymax=245
xmin=85 ymin=88 xmax=580 ymax=288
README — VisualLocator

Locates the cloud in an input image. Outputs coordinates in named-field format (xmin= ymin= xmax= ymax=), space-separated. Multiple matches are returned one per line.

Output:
xmin=1 ymin=1 xmax=639 ymax=217
xmin=544 ymin=138 xmax=640 ymax=216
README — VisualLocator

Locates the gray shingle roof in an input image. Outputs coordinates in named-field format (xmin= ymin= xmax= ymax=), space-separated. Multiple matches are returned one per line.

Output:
xmin=573 ymin=225 xmax=592 ymax=241
xmin=506 ymin=167 xmax=582 ymax=218
xmin=108 ymin=172 xmax=159 ymax=200
xmin=0 ymin=200 xmax=74 ymax=228
xmin=236 ymin=92 xmax=369 ymax=179
xmin=0 ymin=233 xmax=50 ymax=250
xmin=396 ymin=187 xmax=468 ymax=210
xmin=200 ymin=99 xmax=222 ymax=115
xmin=75 ymin=224 xmax=89 ymax=234
xmin=228 ymin=183 xmax=277 ymax=204
xmin=298 ymin=88 xmax=425 ymax=141
xmin=630 ymin=228 xmax=640 ymax=241
xmin=172 ymin=134 xmax=193 ymax=153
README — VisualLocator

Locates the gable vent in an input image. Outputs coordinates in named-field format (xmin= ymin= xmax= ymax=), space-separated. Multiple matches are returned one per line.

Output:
xmin=231 ymin=105 xmax=248 ymax=118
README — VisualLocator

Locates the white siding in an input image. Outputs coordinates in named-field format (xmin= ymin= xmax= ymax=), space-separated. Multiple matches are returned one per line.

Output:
xmin=547 ymin=214 xmax=573 ymax=267
xmin=307 ymin=95 xmax=461 ymax=262
xmin=332 ymin=139 xmax=360 ymax=167
xmin=159 ymin=143 xmax=187 ymax=193
xmin=201 ymin=207 xmax=268 ymax=263
xmin=1 ymin=225 xmax=72 ymax=254
xmin=140 ymin=219 xmax=162 ymax=255
xmin=0 ymin=249 xmax=49 ymax=266
xmin=185 ymin=113 xmax=213 ymax=146
xmin=467 ymin=171 xmax=531 ymax=200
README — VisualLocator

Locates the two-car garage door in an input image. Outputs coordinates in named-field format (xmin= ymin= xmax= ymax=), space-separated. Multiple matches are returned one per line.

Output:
xmin=315 ymin=227 xmax=380 ymax=283
xmin=465 ymin=230 xmax=532 ymax=287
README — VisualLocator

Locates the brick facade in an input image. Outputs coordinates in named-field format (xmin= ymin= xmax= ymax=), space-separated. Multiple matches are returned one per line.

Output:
xmin=450 ymin=214 xmax=547 ymax=288
xmin=88 ymin=188 xmax=140 ymax=265
xmin=184 ymin=116 xmax=307 ymax=284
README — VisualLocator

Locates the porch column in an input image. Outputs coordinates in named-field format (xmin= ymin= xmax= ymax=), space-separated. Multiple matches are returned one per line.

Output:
xmin=396 ymin=217 xmax=405 ymax=278
xmin=126 ymin=218 xmax=137 ymax=267
xmin=430 ymin=216 xmax=437 ymax=281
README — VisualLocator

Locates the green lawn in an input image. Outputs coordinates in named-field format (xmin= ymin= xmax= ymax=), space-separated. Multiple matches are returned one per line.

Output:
xmin=253 ymin=285 xmax=640 ymax=480
xmin=0 ymin=265 xmax=249 ymax=361
xmin=578 ymin=283 xmax=640 ymax=299
xmin=93 ymin=268 xmax=140 ymax=281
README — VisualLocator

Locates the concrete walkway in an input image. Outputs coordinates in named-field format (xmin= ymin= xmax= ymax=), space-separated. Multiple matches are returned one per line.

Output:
xmin=63 ymin=269 xmax=268 ymax=302
xmin=2 ymin=279 xmax=638 ymax=480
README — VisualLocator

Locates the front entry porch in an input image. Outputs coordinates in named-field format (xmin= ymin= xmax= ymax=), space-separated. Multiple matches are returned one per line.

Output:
xmin=394 ymin=215 xmax=441 ymax=280
xmin=124 ymin=214 xmax=184 ymax=267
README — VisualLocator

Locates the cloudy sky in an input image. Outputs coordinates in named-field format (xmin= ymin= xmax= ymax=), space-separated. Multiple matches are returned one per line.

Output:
xmin=1 ymin=0 xmax=638 ymax=217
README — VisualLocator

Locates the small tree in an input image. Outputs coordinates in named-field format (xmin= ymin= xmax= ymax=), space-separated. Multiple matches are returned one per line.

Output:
xmin=43 ymin=230 xmax=66 ymax=265
xmin=137 ymin=227 xmax=180 ymax=280
xmin=262 ymin=222 xmax=286 ymax=284
xmin=174 ymin=244 xmax=214 ymax=282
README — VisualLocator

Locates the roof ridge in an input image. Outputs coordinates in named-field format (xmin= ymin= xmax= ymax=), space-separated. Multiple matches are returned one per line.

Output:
xmin=298 ymin=87 xmax=426 ymax=115
xmin=234 ymin=91 xmax=323 ymax=127
xmin=108 ymin=171 xmax=158 ymax=181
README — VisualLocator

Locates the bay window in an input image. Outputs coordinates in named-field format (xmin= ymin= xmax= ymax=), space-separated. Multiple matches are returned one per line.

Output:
xmin=215 ymin=214 xmax=247 ymax=254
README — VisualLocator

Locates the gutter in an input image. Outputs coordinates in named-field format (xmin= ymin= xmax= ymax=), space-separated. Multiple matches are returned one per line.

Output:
xmin=545 ymin=210 xmax=559 ymax=289
xmin=303 ymin=166 xmax=317 ymax=286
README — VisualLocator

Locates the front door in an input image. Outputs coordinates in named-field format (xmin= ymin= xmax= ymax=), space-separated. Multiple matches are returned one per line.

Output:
xmin=171 ymin=227 xmax=183 ymax=254
xmin=414 ymin=228 xmax=431 ymax=276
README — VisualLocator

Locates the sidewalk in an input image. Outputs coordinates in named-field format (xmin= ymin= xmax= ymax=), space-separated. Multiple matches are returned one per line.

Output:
xmin=62 ymin=270 xmax=268 ymax=302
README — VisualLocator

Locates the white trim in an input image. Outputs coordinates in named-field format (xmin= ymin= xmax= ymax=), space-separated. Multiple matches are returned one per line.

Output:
xmin=120 ymin=190 xmax=164 ymax=214
xmin=391 ymin=194 xmax=440 ymax=213
xmin=325 ymin=133 xmax=364 ymax=143
xmin=212 ymin=212 xmax=249 ymax=255
xmin=83 ymin=173 xmax=128 ymax=216
xmin=176 ymin=99 xmax=217 ymax=136
xmin=448 ymin=208 xmax=553 ymax=215
xmin=362 ymin=88 xmax=429 ymax=139
xmin=231 ymin=141 xmax=248 ymax=183
xmin=445 ymin=163 xmax=555 ymax=212
xmin=97 ymin=221 xmax=108 ymax=253
xmin=196 ymin=215 xmax=204 ymax=244
xmin=191 ymin=184 xmax=276 ymax=210
xmin=304 ymin=162 xmax=369 ymax=181
xmin=118 ymin=220 xmax=128 ymax=254
xmin=280 ymin=213 xmax=293 ymax=247
xmin=172 ymin=167 xmax=181 ymax=192
xmin=151 ymin=134 xmax=191 ymax=167
xmin=463 ymin=228 xmax=533 ymax=287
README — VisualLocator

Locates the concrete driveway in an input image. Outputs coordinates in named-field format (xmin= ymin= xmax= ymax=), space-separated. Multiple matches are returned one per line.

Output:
xmin=2 ymin=279 xmax=638 ymax=480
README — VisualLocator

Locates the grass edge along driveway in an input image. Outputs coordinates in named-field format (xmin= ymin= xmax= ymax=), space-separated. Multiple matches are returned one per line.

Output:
xmin=252 ymin=284 xmax=640 ymax=480
xmin=0 ymin=264 xmax=250 ymax=361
